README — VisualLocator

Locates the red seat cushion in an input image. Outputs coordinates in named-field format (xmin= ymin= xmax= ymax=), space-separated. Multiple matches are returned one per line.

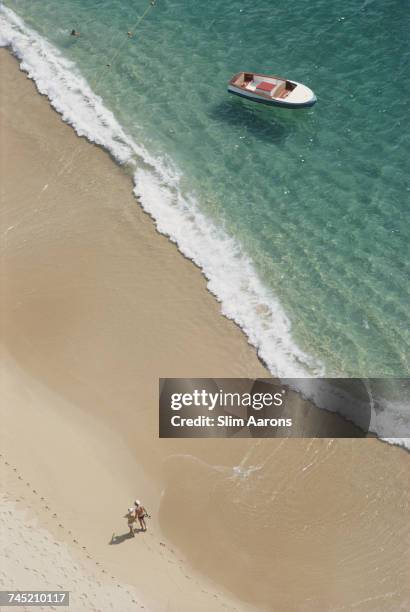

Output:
xmin=256 ymin=81 xmax=275 ymax=92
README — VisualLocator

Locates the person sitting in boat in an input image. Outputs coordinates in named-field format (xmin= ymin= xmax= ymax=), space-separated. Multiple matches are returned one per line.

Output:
xmin=70 ymin=29 xmax=80 ymax=37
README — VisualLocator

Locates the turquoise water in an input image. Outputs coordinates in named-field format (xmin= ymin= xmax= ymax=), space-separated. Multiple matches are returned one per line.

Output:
xmin=2 ymin=0 xmax=409 ymax=376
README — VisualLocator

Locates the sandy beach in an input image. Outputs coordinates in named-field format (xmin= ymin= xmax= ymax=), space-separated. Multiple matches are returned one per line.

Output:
xmin=1 ymin=48 xmax=410 ymax=612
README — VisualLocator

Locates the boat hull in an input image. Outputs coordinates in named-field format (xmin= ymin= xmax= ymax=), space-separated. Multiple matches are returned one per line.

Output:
xmin=228 ymin=84 xmax=316 ymax=109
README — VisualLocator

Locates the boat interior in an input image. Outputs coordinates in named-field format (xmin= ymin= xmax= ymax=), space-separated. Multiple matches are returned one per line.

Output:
xmin=233 ymin=72 xmax=296 ymax=99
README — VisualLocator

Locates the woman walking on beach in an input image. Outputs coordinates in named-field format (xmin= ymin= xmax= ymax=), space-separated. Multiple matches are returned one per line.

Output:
xmin=126 ymin=507 xmax=137 ymax=537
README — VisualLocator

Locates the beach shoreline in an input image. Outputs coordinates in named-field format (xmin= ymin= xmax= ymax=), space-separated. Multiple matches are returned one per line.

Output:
xmin=0 ymin=48 xmax=265 ymax=612
xmin=1 ymin=47 xmax=410 ymax=611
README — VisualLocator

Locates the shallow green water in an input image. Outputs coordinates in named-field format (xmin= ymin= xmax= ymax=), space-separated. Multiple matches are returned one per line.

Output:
xmin=4 ymin=0 xmax=409 ymax=375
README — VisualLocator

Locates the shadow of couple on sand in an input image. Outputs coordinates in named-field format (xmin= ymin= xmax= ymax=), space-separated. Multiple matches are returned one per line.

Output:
xmin=109 ymin=529 xmax=145 ymax=545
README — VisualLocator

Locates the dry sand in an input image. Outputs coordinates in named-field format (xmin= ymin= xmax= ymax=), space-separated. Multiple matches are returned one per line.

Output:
xmin=0 ymin=495 xmax=145 ymax=612
xmin=1 ymin=49 xmax=410 ymax=611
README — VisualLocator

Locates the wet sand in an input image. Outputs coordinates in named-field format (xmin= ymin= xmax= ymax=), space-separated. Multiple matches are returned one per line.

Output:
xmin=1 ymin=49 xmax=409 ymax=611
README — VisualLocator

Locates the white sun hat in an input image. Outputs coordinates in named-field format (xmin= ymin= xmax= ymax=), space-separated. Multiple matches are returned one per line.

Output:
xmin=134 ymin=499 xmax=141 ymax=506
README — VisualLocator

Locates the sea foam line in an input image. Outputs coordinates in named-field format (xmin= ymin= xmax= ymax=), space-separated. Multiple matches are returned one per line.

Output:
xmin=2 ymin=6 xmax=408 ymax=449
xmin=0 ymin=4 xmax=322 ymax=378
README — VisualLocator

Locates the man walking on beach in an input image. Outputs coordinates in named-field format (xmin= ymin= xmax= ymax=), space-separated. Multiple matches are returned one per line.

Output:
xmin=134 ymin=500 xmax=148 ymax=532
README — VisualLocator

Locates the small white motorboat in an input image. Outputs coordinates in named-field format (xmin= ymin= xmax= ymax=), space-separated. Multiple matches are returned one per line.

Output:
xmin=228 ymin=71 xmax=317 ymax=109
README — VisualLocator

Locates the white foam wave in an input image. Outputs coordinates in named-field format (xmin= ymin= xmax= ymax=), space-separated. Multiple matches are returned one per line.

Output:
xmin=133 ymin=168 xmax=322 ymax=376
xmin=285 ymin=378 xmax=410 ymax=450
xmin=381 ymin=437 xmax=410 ymax=451
xmin=1 ymin=6 xmax=408 ymax=449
